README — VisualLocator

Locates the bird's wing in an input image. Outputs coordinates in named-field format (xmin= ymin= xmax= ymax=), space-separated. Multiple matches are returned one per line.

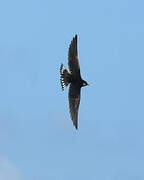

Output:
xmin=68 ymin=35 xmax=81 ymax=77
xmin=68 ymin=83 xmax=81 ymax=129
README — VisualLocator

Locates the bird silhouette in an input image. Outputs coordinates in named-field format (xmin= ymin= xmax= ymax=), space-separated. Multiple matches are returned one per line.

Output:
xmin=60 ymin=35 xmax=88 ymax=129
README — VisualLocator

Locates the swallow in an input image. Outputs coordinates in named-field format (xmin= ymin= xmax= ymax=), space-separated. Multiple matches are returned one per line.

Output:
xmin=60 ymin=35 xmax=88 ymax=129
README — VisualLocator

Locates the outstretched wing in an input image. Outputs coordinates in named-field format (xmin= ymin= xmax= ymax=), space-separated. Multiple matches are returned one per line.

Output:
xmin=68 ymin=83 xmax=81 ymax=129
xmin=68 ymin=35 xmax=81 ymax=78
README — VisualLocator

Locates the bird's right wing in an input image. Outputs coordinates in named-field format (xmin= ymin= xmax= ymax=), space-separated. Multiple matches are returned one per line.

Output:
xmin=68 ymin=35 xmax=81 ymax=78
xmin=68 ymin=83 xmax=81 ymax=129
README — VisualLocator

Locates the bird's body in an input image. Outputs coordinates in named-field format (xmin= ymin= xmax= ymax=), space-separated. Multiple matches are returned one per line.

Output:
xmin=60 ymin=35 xmax=88 ymax=129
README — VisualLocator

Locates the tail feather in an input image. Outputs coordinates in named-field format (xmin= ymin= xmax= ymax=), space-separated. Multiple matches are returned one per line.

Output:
xmin=60 ymin=64 xmax=70 ymax=91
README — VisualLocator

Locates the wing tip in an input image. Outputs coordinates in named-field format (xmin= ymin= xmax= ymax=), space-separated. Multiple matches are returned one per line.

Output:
xmin=74 ymin=34 xmax=77 ymax=42
xmin=71 ymin=34 xmax=77 ymax=43
xmin=73 ymin=121 xmax=78 ymax=130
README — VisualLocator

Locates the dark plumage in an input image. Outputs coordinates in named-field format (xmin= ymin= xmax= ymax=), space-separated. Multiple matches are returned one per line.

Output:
xmin=60 ymin=35 xmax=88 ymax=129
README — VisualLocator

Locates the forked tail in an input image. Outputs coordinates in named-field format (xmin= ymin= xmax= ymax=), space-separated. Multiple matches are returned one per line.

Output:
xmin=60 ymin=64 xmax=70 ymax=91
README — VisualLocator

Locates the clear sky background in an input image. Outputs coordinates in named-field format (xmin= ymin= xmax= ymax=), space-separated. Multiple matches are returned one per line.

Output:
xmin=0 ymin=0 xmax=144 ymax=179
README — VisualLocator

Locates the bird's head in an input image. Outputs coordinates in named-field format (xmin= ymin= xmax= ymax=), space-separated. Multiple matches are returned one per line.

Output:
xmin=82 ymin=80 xmax=89 ymax=87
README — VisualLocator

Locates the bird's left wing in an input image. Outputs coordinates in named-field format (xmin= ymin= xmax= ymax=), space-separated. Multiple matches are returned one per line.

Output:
xmin=68 ymin=35 xmax=81 ymax=78
xmin=68 ymin=83 xmax=81 ymax=129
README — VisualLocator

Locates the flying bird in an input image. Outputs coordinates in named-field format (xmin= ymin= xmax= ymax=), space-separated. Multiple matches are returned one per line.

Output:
xmin=60 ymin=35 xmax=88 ymax=129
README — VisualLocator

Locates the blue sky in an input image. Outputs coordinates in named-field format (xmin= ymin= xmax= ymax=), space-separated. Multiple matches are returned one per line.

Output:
xmin=0 ymin=0 xmax=144 ymax=179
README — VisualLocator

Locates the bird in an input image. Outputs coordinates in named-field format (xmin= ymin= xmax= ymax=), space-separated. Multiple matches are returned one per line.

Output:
xmin=60 ymin=35 xmax=88 ymax=129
